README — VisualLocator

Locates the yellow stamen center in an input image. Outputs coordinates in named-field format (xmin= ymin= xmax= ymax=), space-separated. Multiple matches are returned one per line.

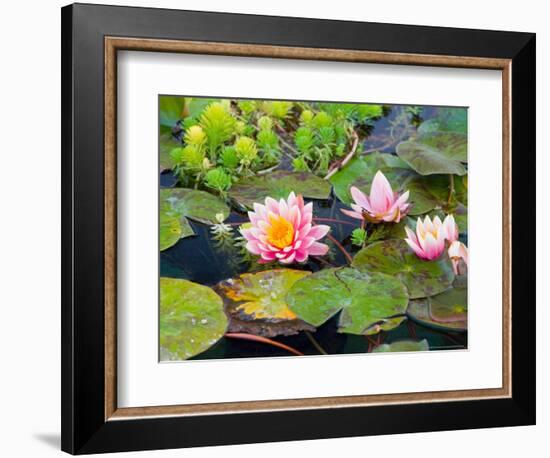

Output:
xmin=266 ymin=215 xmax=295 ymax=249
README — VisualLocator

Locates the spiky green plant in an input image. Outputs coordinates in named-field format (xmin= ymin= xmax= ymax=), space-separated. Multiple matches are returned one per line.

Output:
xmin=299 ymin=109 xmax=315 ymax=127
xmin=237 ymin=100 xmax=257 ymax=117
xmin=262 ymin=101 xmax=293 ymax=121
xmin=199 ymin=102 xmax=236 ymax=160
xmin=234 ymin=136 xmax=258 ymax=168
xmin=312 ymin=111 xmax=333 ymax=129
xmin=220 ymin=146 xmax=239 ymax=170
xmin=294 ymin=127 xmax=315 ymax=157
xmin=351 ymin=228 xmax=367 ymax=247
xmin=256 ymin=129 xmax=280 ymax=164
xmin=292 ymin=156 xmax=310 ymax=172
xmin=257 ymin=116 xmax=274 ymax=132
xmin=205 ymin=168 xmax=232 ymax=196
xmin=183 ymin=125 xmax=206 ymax=150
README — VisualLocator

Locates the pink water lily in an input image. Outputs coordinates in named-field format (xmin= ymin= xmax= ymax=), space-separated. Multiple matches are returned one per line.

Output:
xmin=404 ymin=215 xmax=447 ymax=261
xmin=341 ymin=170 xmax=410 ymax=223
xmin=442 ymin=214 xmax=469 ymax=274
xmin=240 ymin=192 xmax=330 ymax=264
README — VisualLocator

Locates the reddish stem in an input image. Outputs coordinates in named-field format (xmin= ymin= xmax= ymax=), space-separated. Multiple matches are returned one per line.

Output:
xmin=224 ymin=333 xmax=304 ymax=356
xmin=326 ymin=233 xmax=353 ymax=265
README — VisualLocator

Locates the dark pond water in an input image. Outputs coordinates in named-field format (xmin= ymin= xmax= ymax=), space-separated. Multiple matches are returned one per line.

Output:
xmin=160 ymin=104 xmax=467 ymax=359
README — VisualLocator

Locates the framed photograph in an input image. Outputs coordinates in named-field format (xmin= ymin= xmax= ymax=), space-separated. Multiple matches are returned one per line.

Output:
xmin=61 ymin=3 xmax=536 ymax=454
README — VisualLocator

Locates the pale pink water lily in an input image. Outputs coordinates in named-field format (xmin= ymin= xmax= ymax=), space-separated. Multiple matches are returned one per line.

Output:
xmin=240 ymin=192 xmax=330 ymax=264
xmin=442 ymin=214 xmax=469 ymax=274
xmin=341 ymin=170 xmax=410 ymax=223
xmin=404 ymin=215 xmax=447 ymax=261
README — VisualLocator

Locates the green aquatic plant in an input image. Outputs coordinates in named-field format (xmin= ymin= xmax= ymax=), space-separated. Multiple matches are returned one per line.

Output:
xmin=205 ymin=168 xmax=233 ymax=196
xmin=351 ymin=228 xmax=367 ymax=247
xmin=257 ymin=115 xmax=274 ymax=131
xmin=261 ymin=100 xmax=294 ymax=121
xmin=220 ymin=145 xmax=239 ymax=170
xmin=199 ymin=102 xmax=237 ymax=160
xmin=234 ymin=136 xmax=258 ymax=170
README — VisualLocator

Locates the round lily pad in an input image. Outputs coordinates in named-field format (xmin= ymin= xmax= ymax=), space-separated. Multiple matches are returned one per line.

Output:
xmin=216 ymin=269 xmax=315 ymax=337
xmin=396 ymin=132 xmax=467 ymax=176
xmin=160 ymin=278 xmax=228 ymax=361
xmin=159 ymin=200 xmax=195 ymax=251
xmin=407 ymin=279 xmax=467 ymax=332
xmin=229 ymin=170 xmax=331 ymax=209
xmin=352 ymin=239 xmax=455 ymax=299
xmin=418 ymin=108 xmax=467 ymax=135
xmin=287 ymin=267 xmax=409 ymax=335
xmin=372 ymin=339 xmax=429 ymax=353
xmin=159 ymin=133 xmax=180 ymax=171
xmin=161 ymin=188 xmax=230 ymax=225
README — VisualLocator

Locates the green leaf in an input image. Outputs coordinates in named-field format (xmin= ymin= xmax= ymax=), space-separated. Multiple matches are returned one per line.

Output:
xmin=396 ymin=132 xmax=467 ymax=176
xmin=407 ymin=278 xmax=467 ymax=332
xmin=229 ymin=170 xmax=331 ymax=210
xmin=159 ymin=96 xmax=185 ymax=130
xmin=159 ymin=133 xmax=180 ymax=171
xmin=329 ymin=154 xmax=413 ymax=205
xmin=287 ymin=268 xmax=409 ymax=335
xmin=216 ymin=269 xmax=315 ymax=337
xmin=418 ymin=108 xmax=467 ymax=135
xmin=160 ymin=278 xmax=228 ymax=361
xmin=352 ymin=239 xmax=455 ymax=299
xmin=372 ymin=339 xmax=429 ymax=353
xmin=159 ymin=200 xmax=195 ymax=251
xmin=161 ymin=188 xmax=230 ymax=225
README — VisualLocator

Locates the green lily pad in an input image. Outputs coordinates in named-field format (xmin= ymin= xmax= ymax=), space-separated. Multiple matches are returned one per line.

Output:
xmin=159 ymin=133 xmax=180 ymax=171
xmin=418 ymin=108 xmax=467 ymax=135
xmin=372 ymin=339 xmax=429 ymax=353
xmin=330 ymin=154 xmax=413 ymax=205
xmin=229 ymin=170 xmax=331 ymax=209
xmin=159 ymin=95 xmax=185 ymax=131
xmin=160 ymin=278 xmax=228 ymax=361
xmin=396 ymin=132 xmax=467 ymax=176
xmin=159 ymin=200 xmax=195 ymax=251
xmin=287 ymin=268 xmax=409 ymax=335
xmin=216 ymin=269 xmax=315 ymax=337
xmin=161 ymin=188 xmax=230 ymax=225
xmin=407 ymin=279 xmax=467 ymax=332
xmin=352 ymin=239 xmax=455 ymax=299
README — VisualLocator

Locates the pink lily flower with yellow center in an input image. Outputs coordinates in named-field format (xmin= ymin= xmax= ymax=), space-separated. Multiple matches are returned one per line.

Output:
xmin=240 ymin=192 xmax=330 ymax=264
xmin=404 ymin=215 xmax=447 ymax=261
xmin=442 ymin=214 xmax=469 ymax=274
xmin=341 ymin=170 xmax=410 ymax=223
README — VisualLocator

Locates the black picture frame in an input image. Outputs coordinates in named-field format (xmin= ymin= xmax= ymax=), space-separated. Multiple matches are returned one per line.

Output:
xmin=61 ymin=3 xmax=536 ymax=454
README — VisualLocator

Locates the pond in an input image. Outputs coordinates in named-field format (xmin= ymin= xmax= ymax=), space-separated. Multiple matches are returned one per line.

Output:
xmin=159 ymin=99 xmax=468 ymax=361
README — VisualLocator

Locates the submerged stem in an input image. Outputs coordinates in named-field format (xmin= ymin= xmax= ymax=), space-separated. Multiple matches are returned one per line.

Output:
xmin=224 ymin=333 xmax=304 ymax=356
xmin=313 ymin=217 xmax=356 ymax=227
xmin=305 ymin=331 xmax=328 ymax=355
xmin=326 ymin=233 xmax=353 ymax=265
xmin=448 ymin=174 xmax=455 ymax=205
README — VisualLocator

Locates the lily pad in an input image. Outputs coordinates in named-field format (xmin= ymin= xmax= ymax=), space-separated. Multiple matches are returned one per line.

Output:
xmin=418 ymin=108 xmax=467 ymax=135
xmin=287 ymin=268 xmax=409 ymax=335
xmin=161 ymin=188 xmax=230 ymax=225
xmin=352 ymin=239 xmax=455 ymax=299
xmin=229 ymin=170 xmax=331 ymax=209
xmin=216 ymin=269 xmax=315 ymax=337
xmin=407 ymin=279 xmax=467 ymax=332
xmin=372 ymin=339 xmax=429 ymax=353
xmin=330 ymin=154 xmax=414 ymax=205
xmin=159 ymin=133 xmax=180 ymax=171
xmin=160 ymin=278 xmax=228 ymax=360
xmin=159 ymin=200 xmax=195 ymax=251
xmin=159 ymin=96 xmax=185 ymax=131
xmin=396 ymin=132 xmax=467 ymax=176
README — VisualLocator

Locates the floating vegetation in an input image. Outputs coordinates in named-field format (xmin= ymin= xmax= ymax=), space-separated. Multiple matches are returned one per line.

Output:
xmin=159 ymin=97 xmax=468 ymax=360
